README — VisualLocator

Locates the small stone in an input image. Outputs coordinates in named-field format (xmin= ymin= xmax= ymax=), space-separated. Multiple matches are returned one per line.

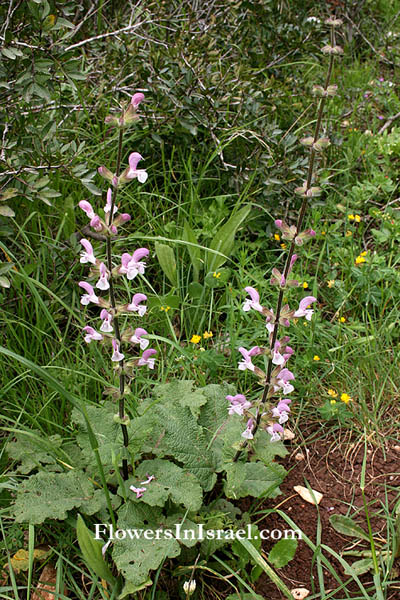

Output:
xmin=295 ymin=452 xmax=305 ymax=461
xmin=393 ymin=445 xmax=400 ymax=452
xmin=283 ymin=428 xmax=295 ymax=441
xmin=291 ymin=589 xmax=310 ymax=599
xmin=293 ymin=485 xmax=323 ymax=505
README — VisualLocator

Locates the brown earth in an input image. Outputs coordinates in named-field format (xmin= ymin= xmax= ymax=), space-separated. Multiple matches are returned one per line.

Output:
xmin=251 ymin=432 xmax=400 ymax=599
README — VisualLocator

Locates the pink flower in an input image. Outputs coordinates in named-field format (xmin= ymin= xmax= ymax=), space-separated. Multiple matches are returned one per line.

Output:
xmin=98 ymin=165 xmax=114 ymax=183
xmin=275 ymin=368 xmax=295 ymax=394
xmin=79 ymin=200 xmax=95 ymax=219
xmin=104 ymin=188 xmax=117 ymax=218
xmin=266 ymin=422 xmax=284 ymax=442
xmin=126 ymin=152 xmax=148 ymax=183
xmin=111 ymin=339 xmax=124 ymax=362
xmin=119 ymin=248 xmax=149 ymax=280
xmin=96 ymin=262 xmax=110 ymax=291
xmin=138 ymin=348 xmax=157 ymax=369
xmin=130 ymin=327 xmax=149 ymax=350
xmin=272 ymin=341 xmax=285 ymax=366
xmin=127 ymin=293 xmax=147 ymax=316
xmin=226 ymin=394 xmax=252 ymax=416
xmin=130 ymin=485 xmax=147 ymax=499
xmin=271 ymin=400 xmax=291 ymax=424
xmin=80 ymin=239 xmax=96 ymax=265
xmin=79 ymin=281 xmax=99 ymax=305
xmin=294 ymin=296 xmax=317 ymax=320
xmin=242 ymin=287 xmax=263 ymax=312
xmin=140 ymin=474 xmax=155 ymax=485
xmin=241 ymin=418 xmax=255 ymax=439
xmin=83 ymin=326 xmax=103 ymax=343
xmin=90 ymin=215 xmax=103 ymax=232
xmin=100 ymin=309 xmax=113 ymax=333
xmin=131 ymin=93 xmax=144 ymax=108
xmin=238 ymin=346 xmax=261 ymax=372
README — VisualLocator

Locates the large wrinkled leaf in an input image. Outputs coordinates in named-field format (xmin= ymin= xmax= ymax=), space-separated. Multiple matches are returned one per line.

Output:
xmin=224 ymin=461 xmax=286 ymax=499
xmin=252 ymin=430 xmax=289 ymax=465
xmin=14 ymin=471 xmax=97 ymax=524
xmin=129 ymin=459 xmax=203 ymax=512
xmin=112 ymin=503 xmax=200 ymax=587
xmin=154 ymin=380 xmax=207 ymax=418
xmin=7 ymin=431 xmax=63 ymax=474
xmin=156 ymin=402 xmax=217 ymax=491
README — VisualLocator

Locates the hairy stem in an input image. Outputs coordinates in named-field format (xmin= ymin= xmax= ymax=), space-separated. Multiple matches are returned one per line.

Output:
xmin=106 ymin=127 xmax=129 ymax=480
xmin=233 ymin=28 xmax=336 ymax=462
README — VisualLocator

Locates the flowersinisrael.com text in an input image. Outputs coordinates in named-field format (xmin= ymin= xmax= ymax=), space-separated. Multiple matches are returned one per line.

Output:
xmin=94 ymin=523 xmax=302 ymax=542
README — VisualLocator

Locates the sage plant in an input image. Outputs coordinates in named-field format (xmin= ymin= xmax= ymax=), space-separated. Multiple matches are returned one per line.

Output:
xmin=231 ymin=17 xmax=343 ymax=459
xmin=78 ymin=92 xmax=155 ymax=480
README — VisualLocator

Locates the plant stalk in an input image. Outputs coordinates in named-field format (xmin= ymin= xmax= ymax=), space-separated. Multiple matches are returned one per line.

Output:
xmin=106 ymin=127 xmax=129 ymax=480
xmin=234 ymin=27 xmax=336 ymax=462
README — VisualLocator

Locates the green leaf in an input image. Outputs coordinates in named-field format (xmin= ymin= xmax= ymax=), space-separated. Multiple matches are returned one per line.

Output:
xmin=329 ymin=515 xmax=370 ymax=542
xmin=13 ymin=471 xmax=99 ymax=524
xmin=156 ymin=401 xmax=217 ymax=491
xmin=343 ymin=558 xmax=374 ymax=576
xmin=224 ymin=461 xmax=285 ymax=499
xmin=252 ymin=430 xmax=288 ymax=465
xmin=183 ymin=220 xmax=201 ymax=281
xmin=7 ymin=431 xmax=62 ymax=474
xmin=268 ymin=538 xmax=298 ymax=568
xmin=0 ymin=205 xmax=15 ymax=217
xmin=0 ymin=275 xmax=10 ymax=288
xmin=155 ymin=242 xmax=177 ymax=287
xmin=188 ymin=282 xmax=203 ymax=298
xmin=129 ymin=459 xmax=203 ymax=511
xmin=206 ymin=206 xmax=251 ymax=272
xmin=154 ymin=380 xmax=207 ymax=418
xmin=118 ymin=579 xmax=152 ymax=599
xmin=204 ymin=267 xmax=231 ymax=288
xmin=77 ymin=515 xmax=116 ymax=584
xmin=234 ymin=538 xmax=293 ymax=599
xmin=198 ymin=382 xmax=235 ymax=468
xmin=112 ymin=503 xmax=200 ymax=587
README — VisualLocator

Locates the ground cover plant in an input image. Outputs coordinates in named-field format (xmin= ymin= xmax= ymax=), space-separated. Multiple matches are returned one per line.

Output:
xmin=1 ymin=1 xmax=400 ymax=599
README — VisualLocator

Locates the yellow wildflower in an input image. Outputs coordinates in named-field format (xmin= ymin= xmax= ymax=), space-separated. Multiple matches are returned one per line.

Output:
xmin=354 ymin=214 xmax=361 ymax=222
xmin=348 ymin=214 xmax=355 ymax=221
xmin=345 ymin=230 xmax=352 ymax=237
xmin=303 ymin=282 xmax=309 ymax=289
xmin=313 ymin=355 xmax=321 ymax=361
xmin=203 ymin=331 xmax=213 ymax=339
xmin=160 ymin=305 xmax=171 ymax=312
xmin=339 ymin=316 xmax=346 ymax=323
xmin=280 ymin=243 xmax=287 ymax=249
xmin=213 ymin=271 xmax=221 ymax=279
xmin=355 ymin=255 xmax=366 ymax=264
xmin=190 ymin=335 xmax=201 ymax=344
xmin=274 ymin=233 xmax=280 ymax=241
xmin=330 ymin=399 xmax=337 ymax=405
xmin=321 ymin=231 xmax=326 ymax=235
xmin=360 ymin=250 xmax=367 ymax=256
xmin=340 ymin=393 xmax=352 ymax=404
xmin=328 ymin=389 xmax=338 ymax=397
xmin=327 ymin=280 xmax=335 ymax=288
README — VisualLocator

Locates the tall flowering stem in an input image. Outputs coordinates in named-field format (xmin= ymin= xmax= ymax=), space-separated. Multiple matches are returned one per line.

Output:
xmin=233 ymin=18 xmax=342 ymax=461
xmin=105 ymin=128 xmax=129 ymax=478
xmin=79 ymin=92 xmax=154 ymax=481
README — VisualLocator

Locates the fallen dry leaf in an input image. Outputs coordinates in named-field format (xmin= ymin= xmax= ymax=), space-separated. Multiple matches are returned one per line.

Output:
xmin=293 ymin=485 xmax=323 ymax=505
xmin=32 ymin=564 xmax=59 ymax=600
xmin=291 ymin=588 xmax=310 ymax=599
